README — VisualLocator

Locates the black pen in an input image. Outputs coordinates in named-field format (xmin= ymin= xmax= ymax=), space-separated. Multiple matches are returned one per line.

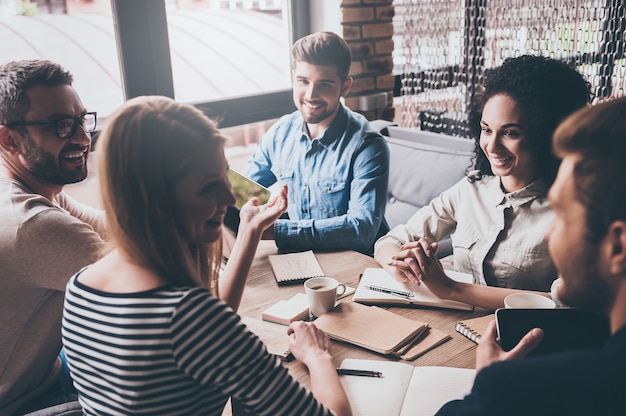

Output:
xmin=365 ymin=285 xmax=414 ymax=299
xmin=336 ymin=368 xmax=383 ymax=377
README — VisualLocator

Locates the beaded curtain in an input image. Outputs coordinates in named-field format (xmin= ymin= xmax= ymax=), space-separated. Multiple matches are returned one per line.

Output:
xmin=393 ymin=0 xmax=625 ymax=136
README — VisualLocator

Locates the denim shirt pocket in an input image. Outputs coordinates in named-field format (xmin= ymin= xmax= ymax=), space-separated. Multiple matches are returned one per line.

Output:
xmin=451 ymin=230 xmax=478 ymax=278
xmin=316 ymin=178 xmax=346 ymax=217
xmin=498 ymin=248 xmax=555 ymax=291
xmin=272 ymin=167 xmax=294 ymax=183
xmin=271 ymin=167 xmax=295 ymax=203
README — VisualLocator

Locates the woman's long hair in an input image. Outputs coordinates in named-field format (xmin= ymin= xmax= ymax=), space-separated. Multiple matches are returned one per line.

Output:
xmin=97 ymin=96 xmax=226 ymax=294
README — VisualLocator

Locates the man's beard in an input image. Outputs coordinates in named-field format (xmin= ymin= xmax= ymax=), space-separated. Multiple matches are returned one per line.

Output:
xmin=558 ymin=245 xmax=613 ymax=315
xmin=22 ymin=134 xmax=88 ymax=186
xmin=303 ymin=109 xmax=334 ymax=125
xmin=300 ymin=100 xmax=338 ymax=126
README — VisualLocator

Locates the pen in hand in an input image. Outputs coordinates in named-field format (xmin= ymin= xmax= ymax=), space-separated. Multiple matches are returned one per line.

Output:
xmin=336 ymin=368 xmax=383 ymax=377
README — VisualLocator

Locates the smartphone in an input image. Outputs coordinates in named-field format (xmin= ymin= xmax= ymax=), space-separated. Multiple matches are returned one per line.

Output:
xmin=495 ymin=308 xmax=610 ymax=357
xmin=224 ymin=169 xmax=272 ymax=235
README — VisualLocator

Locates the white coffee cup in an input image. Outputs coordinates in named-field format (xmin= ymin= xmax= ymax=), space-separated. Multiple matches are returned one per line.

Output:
xmin=504 ymin=293 xmax=556 ymax=309
xmin=304 ymin=276 xmax=346 ymax=318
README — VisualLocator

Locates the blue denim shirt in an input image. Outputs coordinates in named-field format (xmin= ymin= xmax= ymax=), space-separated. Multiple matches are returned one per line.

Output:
xmin=244 ymin=104 xmax=389 ymax=254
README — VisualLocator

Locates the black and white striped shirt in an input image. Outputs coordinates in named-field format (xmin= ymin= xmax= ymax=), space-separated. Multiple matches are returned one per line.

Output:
xmin=62 ymin=272 xmax=333 ymax=415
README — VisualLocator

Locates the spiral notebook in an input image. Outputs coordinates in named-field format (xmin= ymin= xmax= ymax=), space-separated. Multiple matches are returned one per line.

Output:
xmin=268 ymin=250 xmax=325 ymax=286
xmin=455 ymin=314 xmax=495 ymax=344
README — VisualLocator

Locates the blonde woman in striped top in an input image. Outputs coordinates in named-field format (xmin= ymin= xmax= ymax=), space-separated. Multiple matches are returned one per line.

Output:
xmin=61 ymin=96 xmax=352 ymax=416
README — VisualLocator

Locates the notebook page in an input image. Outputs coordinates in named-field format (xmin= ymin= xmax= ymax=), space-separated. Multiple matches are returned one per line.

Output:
xmin=339 ymin=359 xmax=414 ymax=416
xmin=399 ymin=366 xmax=476 ymax=416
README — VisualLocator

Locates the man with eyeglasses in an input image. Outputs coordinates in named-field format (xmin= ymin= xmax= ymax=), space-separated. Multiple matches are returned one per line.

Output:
xmin=0 ymin=60 xmax=106 ymax=415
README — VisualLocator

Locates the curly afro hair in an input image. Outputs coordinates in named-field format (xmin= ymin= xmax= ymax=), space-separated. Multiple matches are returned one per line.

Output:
xmin=468 ymin=55 xmax=591 ymax=186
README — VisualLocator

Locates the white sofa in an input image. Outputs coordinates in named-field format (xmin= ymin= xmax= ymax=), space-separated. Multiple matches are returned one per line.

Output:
xmin=372 ymin=122 xmax=475 ymax=258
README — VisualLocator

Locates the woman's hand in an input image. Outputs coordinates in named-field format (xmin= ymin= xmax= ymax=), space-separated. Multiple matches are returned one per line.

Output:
xmin=288 ymin=321 xmax=353 ymax=416
xmin=386 ymin=237 xmax=456 ymax=299
xmin=238 ymin=185 xmax=287 ymax=237
xmin=387 ymin=238 xmax=437 ymax=283
xmin=475 ymin=320 xmax=544 ymax=372
xmin=287 ymin=321 xmax=332 ymax=365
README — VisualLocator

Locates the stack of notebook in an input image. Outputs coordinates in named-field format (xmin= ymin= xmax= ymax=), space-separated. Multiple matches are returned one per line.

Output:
xmin=313 ymin=302 xmax=450 ymax=361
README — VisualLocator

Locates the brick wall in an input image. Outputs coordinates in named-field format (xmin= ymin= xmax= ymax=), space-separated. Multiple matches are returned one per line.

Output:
xmin=341 ymin=0 xmax=395 ymax=122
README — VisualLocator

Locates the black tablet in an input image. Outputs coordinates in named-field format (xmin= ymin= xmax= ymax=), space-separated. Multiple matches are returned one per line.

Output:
xmin=495 ymin=308 xmax=610 ymax=357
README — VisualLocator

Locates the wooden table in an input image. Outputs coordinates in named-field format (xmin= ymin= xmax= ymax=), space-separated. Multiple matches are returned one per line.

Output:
xmin=230 ymin=241 xmax=490 ymax=415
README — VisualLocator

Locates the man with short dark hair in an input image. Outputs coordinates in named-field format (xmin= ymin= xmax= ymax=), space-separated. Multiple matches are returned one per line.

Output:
xmin=436 ymin=97 xmax=626 ymax=415
xmin=0 ymin=60 xmax=106 ymax=415
xmin=244 ymin=31 xmax=390 ymax=255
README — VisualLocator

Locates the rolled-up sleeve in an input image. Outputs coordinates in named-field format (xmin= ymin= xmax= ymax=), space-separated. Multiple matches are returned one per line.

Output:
xmin=374 ymin=181 xmax=461 ymax=254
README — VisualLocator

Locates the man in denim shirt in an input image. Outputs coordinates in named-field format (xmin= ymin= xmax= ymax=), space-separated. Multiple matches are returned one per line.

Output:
xmin=244 ymin=32 xmax=389 ymax=255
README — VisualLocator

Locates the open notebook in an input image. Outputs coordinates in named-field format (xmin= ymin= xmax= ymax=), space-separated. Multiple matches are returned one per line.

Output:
xmin=338 ymin=358 xmax=475 ymax=416
xmin=353 ymin=267 xmax=474 ymax=311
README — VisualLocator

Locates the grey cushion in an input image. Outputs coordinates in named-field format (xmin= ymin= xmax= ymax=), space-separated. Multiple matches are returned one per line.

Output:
xmin=386 ymin=126 xmax=475 ymax=152
xmin=381 ymin=126 xmax=474 ymax=257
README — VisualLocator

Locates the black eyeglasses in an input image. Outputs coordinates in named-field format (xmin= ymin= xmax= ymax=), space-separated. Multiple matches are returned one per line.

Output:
xmin=6 ymin=112 xmax=97 ymax=140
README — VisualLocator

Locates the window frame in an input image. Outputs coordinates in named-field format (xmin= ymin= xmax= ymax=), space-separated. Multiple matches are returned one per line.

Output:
xmin=110 ymin=0 xmax=310 ymax=128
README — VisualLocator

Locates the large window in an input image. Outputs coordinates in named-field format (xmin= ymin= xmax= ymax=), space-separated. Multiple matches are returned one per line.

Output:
xmin=0 ymin=0 xmax=123 ymax=117
xmin=165 ymin=1 xmax=292 ymax=102
xmin=0 ymin=0 xmax=309 ymax=126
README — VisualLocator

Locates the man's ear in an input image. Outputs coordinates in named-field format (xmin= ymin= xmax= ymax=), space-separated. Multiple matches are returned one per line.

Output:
xmin=605 ymin=221 xmax=626 ymax=276
xmin=340 ymin=77 xmax=353 ymax=98
xmin=0 ymin=125 xmax=21 ymax=155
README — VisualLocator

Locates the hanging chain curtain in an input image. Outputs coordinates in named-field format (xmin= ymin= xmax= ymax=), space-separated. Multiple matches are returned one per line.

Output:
xmin=394 ymin=0 xmax=625 ymax=135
